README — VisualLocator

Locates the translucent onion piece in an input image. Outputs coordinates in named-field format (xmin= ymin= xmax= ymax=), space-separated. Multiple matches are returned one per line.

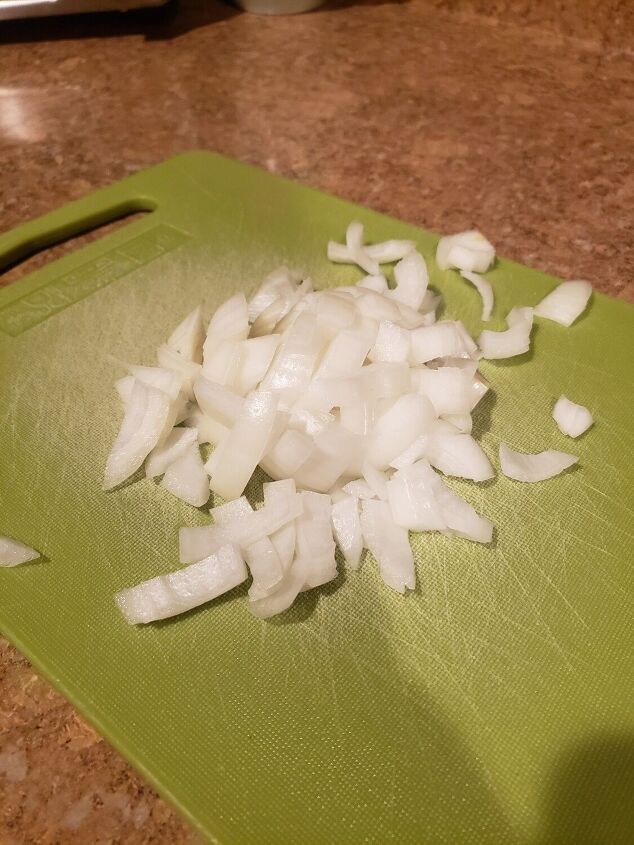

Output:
xmin=331 ymin=495 xmax=363 ymax=569
xmin=294 ymin=449 xmax=346 ymax=494
xmin=362 ymin=461 xmax=389 ymax=500
xmin=409 ymin=322 xmax=472 ymax=365
xmin=184 ymin=408 xmax=229 ymax=446
xmin=248 ymin=266 xmax=300 ymax=322
xmin=367 ymin=393 xmax=436 ymax=469
xmin=201 ymin=339 xmax=241 ymax=387
xmin=424 ymin=431 xmax=494 ymax=481
xmin=357 ymin=274 xmax=388 ymax=293
xmin=534 ymin=280 xmax=592 ymax=327
xmin=553 ymin=395 xmax=593 ymax=438
xmin=116 ymin=543 xmax=247 ymax=624
xmin=478 ymin=307 xmax=533 ymax=360
xmin=263 ymin=480 xmax=297 ymax=572
xmin=360 ymin=499 xmax=415 ymax=593
xmin=499 ymin=443 xmax=578 ymax=482
xmin=249 ymin=556 xmax=309 ymax=619
xmin=342 ymin=479 xmax=377 ymax=500
xmin=203 ymin=293 xmax=249 ymax=360
xmin=296 ymin=491 xmax=337 ymax=589
xmin=115 ymin=375 xmax=135 ymax=404
xmin=128 ymin=366 xmax=183 ymax=401
xmin=262 ymin=312 xmax=323 ymax=396
xmin=411 ymin=367 xmax=474 ymax=416
xmin=460 ymin=270 xmax=494 ymax=321
xmin=193 ymin=377 xmax=243 ymax=426
xmin=386 ymin=461 xmax=447 ymax=531
xmin=167 ymin=306 xmax=205 ymax=363
xmin=261 ymin=429 xmax=314 ymax=479
xmin=156 ymin=344 xmax=202 ymax=400
xmin=103 ymin=380 xmax=172 ymax=490
xmin=389 ymin=434 xmax=429 ymax=470
xmin=0 ymin=537 xmax=40 ymax=567
xmin=234 ymin=335 xmax=280 ymax=396
xmin=386 ymin=250 xmax=429 ymax=310
xmin=206 ymin=390 xmax=278 ymax=500
xmin=364 ymin=239 xmax=415 ymax=263
xmin=179 ymin=493 xmax=303 ymax=563
xmin=362 ymin=361 xmax=410 ymax=400
xmin=436 ymin=230 xmax=495 ymax=273
xmin=162 ymin=444 xmax=209 ymax=507
xmin=369 ymin=320 xmax=411 ymax=363
xmin=146 ymin=426 xmax=199 ymax=478
xmin=316 ymin=330 xmax=373 ymax=379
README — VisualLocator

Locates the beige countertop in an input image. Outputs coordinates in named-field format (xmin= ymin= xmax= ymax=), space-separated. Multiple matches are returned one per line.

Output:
xmin=0 ymin=1 xmax=632 ymax=842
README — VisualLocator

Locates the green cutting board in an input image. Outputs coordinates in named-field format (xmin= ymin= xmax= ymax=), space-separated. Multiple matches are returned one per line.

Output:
xmin=1 ymin=152 xmax=633 ymax=845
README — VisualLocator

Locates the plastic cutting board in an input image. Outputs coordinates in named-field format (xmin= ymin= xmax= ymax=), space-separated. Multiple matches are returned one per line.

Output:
xmin=1 ymin=152 xmax=633 ymax=845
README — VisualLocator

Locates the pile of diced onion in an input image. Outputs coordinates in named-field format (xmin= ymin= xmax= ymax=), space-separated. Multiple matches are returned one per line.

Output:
xmin=7 ymin=226 xmax=597 ymax=616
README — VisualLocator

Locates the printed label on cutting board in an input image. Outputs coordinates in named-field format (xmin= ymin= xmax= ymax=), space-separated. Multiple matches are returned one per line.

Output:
xmin=0 ymin=224 xmax=189 ymax=337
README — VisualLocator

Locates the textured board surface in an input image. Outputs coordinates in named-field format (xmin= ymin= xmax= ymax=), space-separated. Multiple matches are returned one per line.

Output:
xmin=1 ymin=152 xmax=633 ymax=845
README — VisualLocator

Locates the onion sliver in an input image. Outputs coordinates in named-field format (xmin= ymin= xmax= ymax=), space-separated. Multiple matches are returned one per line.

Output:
xmin=206 ymin=390 xmax=278 ymax=500
xmin=116 ymin=543 xmax=247 ymax=624
xmin=499 ymin=443 xmax=578 ymax=482
xmin=360 ymin=499 xmax=415 ymax=593
xmin=460 ymin=270 xmax=494 ymax=321
xmin=0 ymin=537 xmax=40 ymax=567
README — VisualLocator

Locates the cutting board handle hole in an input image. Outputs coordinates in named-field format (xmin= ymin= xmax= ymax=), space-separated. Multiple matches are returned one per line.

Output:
xmin=0 ymin=199 xmax=155 ymax=286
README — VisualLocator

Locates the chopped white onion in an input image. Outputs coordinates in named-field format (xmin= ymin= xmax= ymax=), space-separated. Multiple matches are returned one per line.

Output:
xmin=386 ymin=250 xmax=429 ymax=310
xmin=167 ymin=306 xmax=205 ymax=363
xmin=369 ymin=320 xmax=411 ymax=363
xmin=203 ymin=293 xmax=249 ymax=360
xmin=146 ymin=426 xmax=199 ymax=478
xmin=553 ymin=395 xmax=593 ymax=438
xmin=0 ymin=537 xmax=40 ymax=567
xmin=534 ymin=280 xmax=592 ymax=326
xmin=364 ymin=239 xmax=415 ymax=263
xmin=409 ymin=321 xmax=473 ymax=365
xmin=116 ymin=543 xmax=246 ymax=624
xmin=360 ymin=499 xmax=415 ymax=593
xmin=248 ymin=266 xmax=300 ymax=322
xmin=296 ymin=492 xmax=337 ymax=589
xmin=357 ymin=274 xmax=388 ymax=293
xmin=478 ymin=306 xmax=533 ymax=359
xmin=424 ymin=430 xmax=494 ymax=481
xmin=161 ymin=444 xmax=209 ymax=507
xmin=460 ymin=270 xmax=494 ymax=321
xmin=367 ymin=393 xmax=436 ymax=469
xmin=206 ymin=390 xmax=278 ymax=500
xmin=499 ymin=443 xmax=578 ymax=482
xmin=436 ymin=230 xmax=495 ymax=273
xmin=331 ymin=495 xmax=363 ymax=569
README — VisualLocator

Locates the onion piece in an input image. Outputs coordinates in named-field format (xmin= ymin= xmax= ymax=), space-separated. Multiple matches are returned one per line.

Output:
xmin=294 ymin=448 xmax=346 ymax=493
xmin=203 ymin=293 xmax=249 ymax=360
xmin=499 ymin=443 xmax=578 ymax=482
xmin=386 ymin=460 xmax=447 ymax=531
xmin=367 ymin=393 xmax=436 ymax=470
xmin=263 ymin=480 xmax=297 ymax=573
xmin=156 ymin=344 xmax=202 ymax=400
xmin=441 ymin=413 xmax=473 ymax=434
xmin=296 ymin=492 xmax=337 ymax=589
xmin=360 ymin=499 xmax=415 ymax=593
xmin=369 ymin=320 xmax=411 ymax=364
xmin=362 ymin=361 xmax=411 ymax=400
xmin=339 ymin=400 xmax=376 ymax=436
xmin=364 ymin=239 xmax=415 ymax=263
xmin=128 ymin=366 xmax=183 ymax=401
xmin=460 ymin=270 xmax=494 ymax=321
xmin=424 ymin=431 xmax=494 ymax=481
xmin=478 ymin=306 xmax=533 ymax=360
xmin=248 ymin=266 xmax=300 ymax=322
xmin=534 ymin=280 xmax=592 ymax=326
xmin=179 ymin=493 xmax=303 ymax=564
xmin=104 ymin=380 xmax=173 ymax=490
xmin=146 ymin=426 xmax=199 ymax=478
xmin=409 ymin=321 xmax=473 ymax=365
xmin=115 ymin=375 xmax=135 ymax=404
xmin=201 ymin=339 xmax=241 ymax=387
xmin=184 ymin=408 xmax=229 ymax=446
xmin=331 ymin=495 xmax=363 ymax=569
xmin=357 ymin=274 xmax=388 ymax=293
xmin=553 ymin=395 xmax=593 ymax=438
xmin=193 ymin=377 xmax=243 ymax=426
xmin=0 ymin=537 xmax=40 ymax=567
xmin=116 ymin=543 xmax=247 ymax=624
xmin=261 ymin=428 xmax=314 ymax=479
xmin=316 ymin=330 xmax=373 ymax=379
xmin=411 ymin=367 xmax=474 ymax=416
xmin=362 ymin=461 xmax=389 ymax=500
xmin=233 ymin=335 xmax=280 ymax=396
xmin=436 ymin=230 xmax=495 ymax=273
xmin=386 ymin=250 xmax=429 ymax=310
xmin=167 ymin=306 xmax=205 ymax=363
xmin=389 ymin=434 xmax=429 ymax=470
xmin=262 ymin=312 xmax=323 ymax=397
xmin=206 ymin=390 xmax=278 ymax=500
xmin=342 ymin=479 xmax=376 ymax=500
xmin=249 ymin=556 xmax=309 ymax=619
xmin=162 ymin=444 xmax=209 ymax=507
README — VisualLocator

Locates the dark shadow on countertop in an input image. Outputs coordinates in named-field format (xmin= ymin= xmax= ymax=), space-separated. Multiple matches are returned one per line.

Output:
xmin=540 ymin=733 xmax=634 ymax=845
xmin=0 ymin=0 xmax=412 ymax=44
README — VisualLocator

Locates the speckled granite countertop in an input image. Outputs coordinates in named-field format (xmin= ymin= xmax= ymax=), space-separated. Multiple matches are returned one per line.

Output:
xmin=0 ymin=1 xmax=632 ymax=842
